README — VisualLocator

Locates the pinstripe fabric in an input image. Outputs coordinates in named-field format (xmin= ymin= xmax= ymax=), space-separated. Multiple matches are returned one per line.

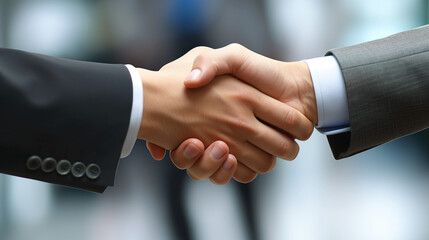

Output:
xmin=326 ymin=25 xmax=429 ymax=159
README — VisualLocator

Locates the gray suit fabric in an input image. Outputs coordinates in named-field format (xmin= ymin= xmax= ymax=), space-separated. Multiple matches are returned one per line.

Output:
xmin=0 ymin=48 xmax=133 ymax=192
xmin=326 ymin=25 xmax=429 ymax=159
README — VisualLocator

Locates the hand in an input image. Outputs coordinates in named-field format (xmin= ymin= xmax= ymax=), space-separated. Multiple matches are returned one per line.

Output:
xmin=185 ymin=44 xmax=318 ymax=123
xmin=140 ymin=47 xmax=312 ymax=183
xmin=160 ymin=44 xmax=318 ymax=184
xmin=146 ymin=45 xmax=316 ymax=184
xmin=147 ymin=138 xmax=237 ymax=185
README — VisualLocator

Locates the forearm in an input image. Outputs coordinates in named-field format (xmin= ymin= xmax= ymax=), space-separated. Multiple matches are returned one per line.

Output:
xmin=0 ymin=48 xmax=133 ymax=192
xmin=327 ymin=25 xmax=429 ymax=158
xmin=137 ymin=68 xmax=181 ymax=149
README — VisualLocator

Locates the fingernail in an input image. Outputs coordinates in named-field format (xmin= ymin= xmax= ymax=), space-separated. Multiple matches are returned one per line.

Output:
xmin=222 ymin=158 xmax=234 ymax=170
xmin=184 ymin=143 xmax=200 ymax=159
xmin=186 ymin=69 xmax=201 ymax=82
xmin=210 ymin=145 xmax=226 ymax=161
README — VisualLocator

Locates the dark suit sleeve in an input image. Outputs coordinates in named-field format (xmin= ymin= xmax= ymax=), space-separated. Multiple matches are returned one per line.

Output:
xmin=0 ymin=48 xmax=133 ymax=192
xmin=325 ymin=25 xmax=429 ymax=159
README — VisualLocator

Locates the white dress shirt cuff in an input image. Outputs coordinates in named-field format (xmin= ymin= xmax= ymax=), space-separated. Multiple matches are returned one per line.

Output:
xmin=121 ymin=64 xmax=143 ymax=158
xmin=305 ymin=56 xmax=350 ymax=135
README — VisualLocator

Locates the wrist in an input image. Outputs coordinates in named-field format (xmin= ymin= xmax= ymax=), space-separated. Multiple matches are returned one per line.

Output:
xmin=304 ymin=56 xmax=349 ymax=131
xmin=286 ymin=61 xmax=318 ymax=124
xmin=136 ymin=68 xmax=194 ymax=150
xmin=136 ymin=68 xmax=164 ymax=144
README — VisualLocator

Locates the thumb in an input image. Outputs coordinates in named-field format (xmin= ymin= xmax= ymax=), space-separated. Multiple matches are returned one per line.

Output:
xmin=184 ymin=59 xmax=218 ymax=89
xmin=184 ymin=43 xmax=249 ymax=88
xmin=185 ymin=44 xmax=285 ymax=100
xmin=184 ymin=68 xmax=212 ymax=88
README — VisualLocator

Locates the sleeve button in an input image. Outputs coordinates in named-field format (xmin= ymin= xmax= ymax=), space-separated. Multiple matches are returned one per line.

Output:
xmin=41 ymin=157 xmax=57 ymax=173
xmin=71 ymin=162 xmax=86 ymax=178
xmin=27 ymin=156 xmax=42 ymax=171
xmin=86 ymin=164 xmax=101 ymax=180
xmin=56 ymin=160 xmax=71 ymax=176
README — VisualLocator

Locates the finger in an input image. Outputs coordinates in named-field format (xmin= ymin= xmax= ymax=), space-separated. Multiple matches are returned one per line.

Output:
xmin=187 ymin=170 xmax=200 ymax=181
xmin=253 ymin=93 xmax=314 ymax=140
xmin=239 ymin=109 xmax=302 ymax=160
xmin=248 ymin=121 xmax=300 ymax=160
xmin=229 ymin=141 xmax=276 ymax=174
xmin=233 ymin=162 xmax=258 ymax=183
xmin=170 ymin=138 xmax=205 ymax=169
xmin=210 ymin=154 xmax=238 ymax=185
xmin=185 ymin=43 xmax=285 ymax=98
xmin=188 ymin=141 xmax=229 ymax=180
xmin=146 ymin=142 xmax=166 ymax=160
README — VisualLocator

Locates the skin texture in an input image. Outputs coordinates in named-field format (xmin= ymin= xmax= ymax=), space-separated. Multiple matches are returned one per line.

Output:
xmin=139 ymin=47 xmax=311 ymax=183
xmin=146 ymin=44 xmax=318 ymax=185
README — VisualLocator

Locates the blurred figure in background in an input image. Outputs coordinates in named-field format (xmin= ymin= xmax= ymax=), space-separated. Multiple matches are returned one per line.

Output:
xmin=161 ymin=1 xmax=276 ymax=239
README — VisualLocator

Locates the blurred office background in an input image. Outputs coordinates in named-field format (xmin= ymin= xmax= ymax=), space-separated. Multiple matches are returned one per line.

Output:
xmin=0 ymin=0 xmax=429 ymax=239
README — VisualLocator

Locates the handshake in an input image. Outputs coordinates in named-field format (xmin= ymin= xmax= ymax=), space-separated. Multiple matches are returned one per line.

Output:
xmin=1 ymin=26 xmax=423 ymax=192
xmin=135 ymin=26 xmax=429 ymax=187
xmin=137 ymin=44 xmax=318 ymax=185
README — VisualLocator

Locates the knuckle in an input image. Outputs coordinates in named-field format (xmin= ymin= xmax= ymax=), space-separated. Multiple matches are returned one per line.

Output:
xmin=232 ymin=117 xmax=253 ymax=133
xmin=278 ymin=140 xmax=291 ymax=159
xmin=283 ymin=110 xmax=298 ymax=127
xmin=230 ymin=87 xmax=256 ymax=107
xmin=240 ymin=90 xmax=255 ymax=104
xmin=226 ymin=43 xmax=248 ymax=73
xmin=194 ymin=51 xmax=220 ymax=73
xmin=258 ymin=156 xmax=276 ymax=174
xmin=192 ymin=46 xmax=212 ymax=53
xmin=194 ymin=53 xmax=207 ymax=64
xmin=227 ymin=43 xmax=244 ymax=51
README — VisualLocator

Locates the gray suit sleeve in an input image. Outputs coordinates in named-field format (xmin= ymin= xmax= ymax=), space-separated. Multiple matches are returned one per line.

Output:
xmin=326 ymin=25 xmax=429 ymax=159
xmin=0 ymin=48 xmax=133 ymax=192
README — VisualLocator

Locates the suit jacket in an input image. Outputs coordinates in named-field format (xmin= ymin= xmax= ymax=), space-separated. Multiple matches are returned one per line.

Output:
xmin=326 ymin=25 xmax=429 ymax=159
xmin=0 ymin=48 xmax=133 ymax=192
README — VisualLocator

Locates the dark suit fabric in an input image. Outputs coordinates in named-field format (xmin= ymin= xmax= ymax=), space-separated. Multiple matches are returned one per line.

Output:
xmin=0 ymin=48 xmax=133 ymax=192
xmin=326 ymin=25 xmax=429 ymax=159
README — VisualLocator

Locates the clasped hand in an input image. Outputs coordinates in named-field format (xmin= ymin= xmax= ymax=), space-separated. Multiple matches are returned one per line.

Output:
xmin=139 ymin=45 xmax=318 ymax=184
